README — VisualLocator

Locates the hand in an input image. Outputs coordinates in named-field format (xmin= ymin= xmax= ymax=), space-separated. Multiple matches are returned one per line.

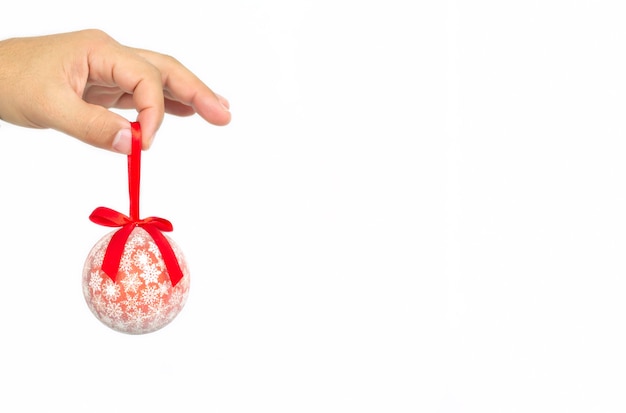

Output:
xmin=0 ymin=29 xmax=231 ymax=153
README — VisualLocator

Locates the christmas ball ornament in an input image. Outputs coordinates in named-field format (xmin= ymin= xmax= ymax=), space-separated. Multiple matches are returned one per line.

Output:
xmin=83 ymin=122 xmax=190 ymax=334
xmin=82 ymin=227 xmax=190 ymax=334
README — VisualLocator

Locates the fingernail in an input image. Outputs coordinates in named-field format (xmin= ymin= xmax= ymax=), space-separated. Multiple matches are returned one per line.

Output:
xmin=112 ymin=128 xmax=132 ymax=154
xmin=216 ymin=94 xmax=230 ymax=111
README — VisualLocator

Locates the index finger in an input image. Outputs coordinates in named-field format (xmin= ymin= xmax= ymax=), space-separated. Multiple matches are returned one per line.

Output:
xmin=88 ymin=43 xmax=165 ymax=148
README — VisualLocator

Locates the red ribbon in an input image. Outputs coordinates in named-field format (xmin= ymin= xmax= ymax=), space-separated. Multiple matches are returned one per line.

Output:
xmin=89 ymin=122 xmax=184 ymax=287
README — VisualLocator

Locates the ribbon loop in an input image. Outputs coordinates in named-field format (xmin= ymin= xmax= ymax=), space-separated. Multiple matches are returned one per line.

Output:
xmin=89 ymin=122 xmax=184 ymax=286
xmin=89 ymin=206 xmax=132 ymax=227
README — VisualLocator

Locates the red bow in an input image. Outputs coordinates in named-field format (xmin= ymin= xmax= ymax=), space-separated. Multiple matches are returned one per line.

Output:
xmin=89 ymin=122 xmax=184 ymax=286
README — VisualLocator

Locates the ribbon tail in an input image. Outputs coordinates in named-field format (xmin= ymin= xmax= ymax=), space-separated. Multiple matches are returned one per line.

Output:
xmin=142 ymin=225 xmax=184 ymax=287
xmin=101 ymin=224 xmax=136 ymax=281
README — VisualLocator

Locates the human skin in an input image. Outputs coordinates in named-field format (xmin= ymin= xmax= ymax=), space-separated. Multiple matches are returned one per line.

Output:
xmin=0 ymin=29 xmax=231 ymax=154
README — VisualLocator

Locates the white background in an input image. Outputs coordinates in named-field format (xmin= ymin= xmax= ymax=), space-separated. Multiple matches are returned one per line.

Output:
xmin=0 ymin=1 xmax=624 ymax=412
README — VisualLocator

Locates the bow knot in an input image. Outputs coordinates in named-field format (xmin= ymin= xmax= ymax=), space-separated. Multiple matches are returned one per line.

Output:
xmin=89 ymin=207 xmax=184 ymax=287
xmin=89 ymin=206 xmax=173 ymax=231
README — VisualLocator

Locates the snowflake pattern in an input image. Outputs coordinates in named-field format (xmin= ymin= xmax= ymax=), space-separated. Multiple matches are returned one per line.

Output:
xmin=82 ymin=227 xmax=190 ymax=334
xmin=89 ymin=271 xmax=103 ymax=293
xmin=121 ymin=272 xmax=142 ymax=294
xmin=102 ymin=279 xmax=121 ymax=300
xmin=140 ymin=264 xmax=161 ymax=285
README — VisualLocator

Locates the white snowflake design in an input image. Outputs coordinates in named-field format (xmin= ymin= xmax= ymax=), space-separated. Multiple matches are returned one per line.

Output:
xmin=89 ymin=271 xmax=103 ymax=293
xmin=121 ymin=272 xmax=142 ymax=293
xmin=102 ymin=279 xmax=121 ymax=301
xmin=140 ymin=264 xmax=161 ymax=285
xmin=133 ymin=249 xmax=152 ymax=268
xmin=141 ymin=286 xmax=160 ymax=305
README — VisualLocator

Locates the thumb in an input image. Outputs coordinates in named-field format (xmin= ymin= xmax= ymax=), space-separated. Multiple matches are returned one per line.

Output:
xmin=47 ymin=94 xmax=136 ymax=154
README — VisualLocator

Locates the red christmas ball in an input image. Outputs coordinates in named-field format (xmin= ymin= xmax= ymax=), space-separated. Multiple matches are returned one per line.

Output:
xmin=82 ymin=227 xmax=190 ymax=334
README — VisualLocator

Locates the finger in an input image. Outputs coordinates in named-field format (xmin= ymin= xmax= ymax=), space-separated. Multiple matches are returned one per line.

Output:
xmin=87 ymin=45 xmax=165 ymax=149
xmin=46 ymin=90 xmax=132 ymax=153
xmin=134 ymin=49 xmax=231 ymax=126
xmin=112 ymin=58 xmax=165 ymax=149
